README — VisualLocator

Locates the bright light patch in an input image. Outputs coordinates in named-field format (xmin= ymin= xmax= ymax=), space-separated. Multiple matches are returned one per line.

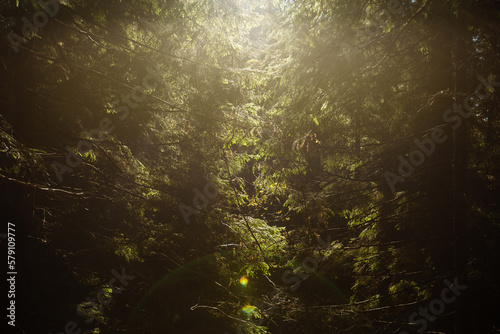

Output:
xmin=239 ymin=276 xmax=249 ymax=287
xmin=241 ymin=305 xmax=257 ymax=315
xmin=245 ymin=59 xmax=261 ymax=65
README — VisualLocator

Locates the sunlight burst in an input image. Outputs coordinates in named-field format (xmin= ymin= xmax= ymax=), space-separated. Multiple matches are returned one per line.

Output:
xmin=239 ymin=276 xmax=249 ymax=287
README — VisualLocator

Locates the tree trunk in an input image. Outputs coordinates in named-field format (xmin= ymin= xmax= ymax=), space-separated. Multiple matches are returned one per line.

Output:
xmin=453 ymin=6 xmax=468 ymax=333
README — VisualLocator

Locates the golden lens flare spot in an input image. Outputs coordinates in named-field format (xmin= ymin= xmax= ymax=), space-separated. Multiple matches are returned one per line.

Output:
xmin=239 ymin=276 xmax=249 ymax=287
xmin=241 ymin=305 xmax=257 ymax=315
xmin=245 ymin=59 xmax=261 ymax=65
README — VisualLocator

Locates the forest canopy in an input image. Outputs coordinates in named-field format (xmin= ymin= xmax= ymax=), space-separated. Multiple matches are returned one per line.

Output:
xmin=0 ymin=0 xmax=499 ymax=333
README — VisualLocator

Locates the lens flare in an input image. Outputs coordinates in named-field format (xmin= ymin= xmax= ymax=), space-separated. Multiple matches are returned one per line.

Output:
xmin=239 ymin=276 xmax=249 ymax=287
xmin=241 ymin=304 xmax=257 ymax=315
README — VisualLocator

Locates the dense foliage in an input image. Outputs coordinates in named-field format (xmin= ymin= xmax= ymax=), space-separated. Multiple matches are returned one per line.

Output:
xmin=1 ymin=0 xmax=499 ymax=333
